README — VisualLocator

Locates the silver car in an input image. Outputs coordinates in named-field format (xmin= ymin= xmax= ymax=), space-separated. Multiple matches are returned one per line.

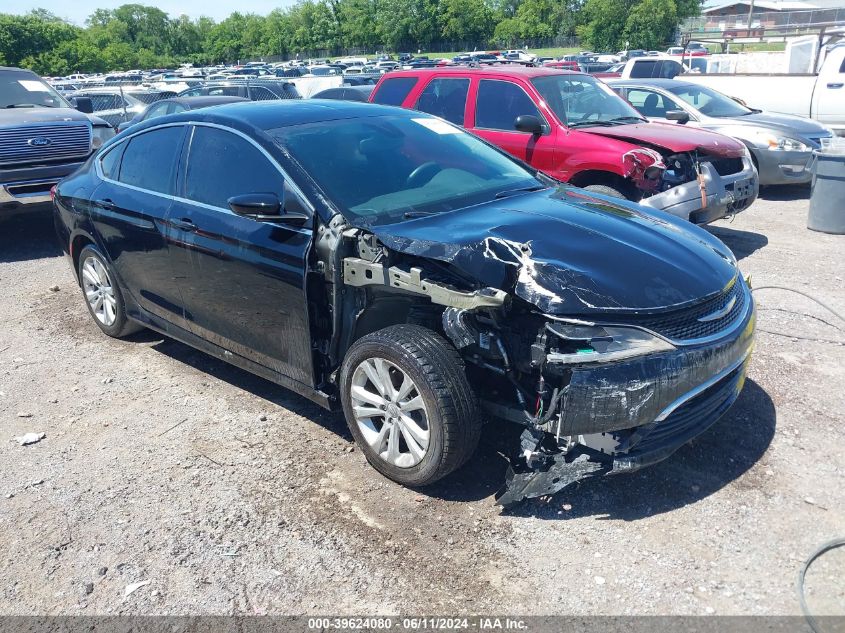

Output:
xmin=609 ymin=78 xmax=834 ymax=185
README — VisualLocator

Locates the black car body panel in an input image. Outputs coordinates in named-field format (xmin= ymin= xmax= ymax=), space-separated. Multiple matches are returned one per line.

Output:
xmin=367 ymin=186 xmax=738 ymax=315
xmin=54 ymin=100 xmax=755 ymax=507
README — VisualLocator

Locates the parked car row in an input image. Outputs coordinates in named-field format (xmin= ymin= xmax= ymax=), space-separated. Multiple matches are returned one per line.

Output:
xmin=369 ymin=67 xmax=759 ymax=224
xmin=10 ymin=59 xmax=822 ymax=507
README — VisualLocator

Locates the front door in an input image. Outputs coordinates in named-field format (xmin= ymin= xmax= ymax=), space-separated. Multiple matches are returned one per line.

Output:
xmin=468 ymin=78 xmax=558 ymax=172
xmin=164 ymin=124 xmax=315 ymax=386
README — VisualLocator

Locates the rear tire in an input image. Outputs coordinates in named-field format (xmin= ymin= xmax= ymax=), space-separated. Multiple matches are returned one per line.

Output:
xmin=339 ymin=324 xmax=481 ymax=487
xmin=584 ymin=184 xmax=628 ymax=199
xmin=77 ymin=245 xmax=142 ymax=339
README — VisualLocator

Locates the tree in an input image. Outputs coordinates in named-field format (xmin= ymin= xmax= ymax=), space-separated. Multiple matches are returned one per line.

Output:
xmin=623 ymin=0 xmax=678 ymax=50
xmin=578 ymin=0 xmax=637 ymax=52
xmin=441 ymin=0 xmax=495 ymax=43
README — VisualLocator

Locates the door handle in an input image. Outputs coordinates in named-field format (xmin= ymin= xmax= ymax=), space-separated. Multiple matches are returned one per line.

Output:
xmin=827 ymin=83 xmax=843 ymax=89
xmin=171 ymin=218 xmax=198 ymax=232
xmin=94 ymin=198 xmax=117 ymax=211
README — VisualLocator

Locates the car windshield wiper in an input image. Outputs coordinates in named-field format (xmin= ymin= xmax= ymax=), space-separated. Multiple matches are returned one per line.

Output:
xmin=607 ymin=116 xmax=646 ymax=124
xmin=404 ymin=210 xmax=441 ymax=218
xmin=568 ymin=120 xmax=616 ymax=128
xmin=494 ymin=185 xmax=546 ymax=199
xmin=4 ymin=104 xmax=40 ymax=108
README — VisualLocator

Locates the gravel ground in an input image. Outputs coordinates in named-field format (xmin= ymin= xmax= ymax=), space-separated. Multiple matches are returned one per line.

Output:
xmin=1 ymin=188 xmax=843 ymax=617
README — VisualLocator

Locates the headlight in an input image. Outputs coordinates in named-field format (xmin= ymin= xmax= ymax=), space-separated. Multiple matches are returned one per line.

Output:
xmin=92 ymin=126 xmax=116 ymax=150
xmin=751 ymin=131 xmax=811 ymax=152
xmin=544 ymin=322 xmax=675 ymax=365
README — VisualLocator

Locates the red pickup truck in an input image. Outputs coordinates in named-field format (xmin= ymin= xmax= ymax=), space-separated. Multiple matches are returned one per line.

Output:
xmin=369 ymin=67 xmax=758 ymax=224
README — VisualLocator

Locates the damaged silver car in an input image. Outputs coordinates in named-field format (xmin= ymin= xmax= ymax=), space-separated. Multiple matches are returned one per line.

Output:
xmin=54 ymin=101 xmax=756 ymax=507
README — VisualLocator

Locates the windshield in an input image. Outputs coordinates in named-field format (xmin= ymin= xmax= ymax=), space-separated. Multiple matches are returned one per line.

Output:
xmin=532 ymin=74 xmax=644 ymax=127
xmin=271 ymin=114 xmax=541 ymax=226
xmin=0 ymin=71 xmax=70 ymax=109
xmin=667 ymin=84 xmax=753 ymax=118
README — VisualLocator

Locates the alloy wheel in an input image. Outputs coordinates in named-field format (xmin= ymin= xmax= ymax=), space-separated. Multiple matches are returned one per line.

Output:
xmin=81 ymin=256 xmax=117 ymax=327
xmin=350 ymin=357 xmax=430 ymax=468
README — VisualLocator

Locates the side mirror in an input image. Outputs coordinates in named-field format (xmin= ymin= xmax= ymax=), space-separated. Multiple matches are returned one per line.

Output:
xmin=514 ymin=114 xmax=544 ymax=135
xmin=74 ymin=96 xmax=94 ymax=114
xmin=665 ymin=110 xmax=690 ymax=123
xmin=228 ymin=192 xmax=309 ymax=225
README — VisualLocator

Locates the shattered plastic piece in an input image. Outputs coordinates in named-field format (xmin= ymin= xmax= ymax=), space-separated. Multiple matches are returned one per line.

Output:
xmin=15 ymin=432 xmax=45 ymax=446
xmin=622 ymin=147 xmax=665 ymax=192
xmin=124 ymin=580 xmax=151 ymax=597
xmin=495 ymin=446 xmax=611 ymax=508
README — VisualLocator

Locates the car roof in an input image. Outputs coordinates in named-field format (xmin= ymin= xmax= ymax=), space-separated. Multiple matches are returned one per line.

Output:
xmin=161 ymin=99 xmax=410 ymax=131
xmin=382 ymin=66 xmax=582 ymax=79
xmin=165 ymin=96 xmax=249 ymax=108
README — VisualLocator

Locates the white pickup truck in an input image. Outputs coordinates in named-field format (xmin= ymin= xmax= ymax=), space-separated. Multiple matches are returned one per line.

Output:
xmin=616 ymin=45 xmax=845 ymax=136
xmin=681 ymin=45 xmax=845 ymax=136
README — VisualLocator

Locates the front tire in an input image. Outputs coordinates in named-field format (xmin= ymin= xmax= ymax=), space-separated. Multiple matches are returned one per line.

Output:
xmin=339 ymin=324 xmax=481 ymax=487
xmin=584 ymin=183 xmax=628 ymax=199
xmin=78 ymin=245 xmax=142 ymax=338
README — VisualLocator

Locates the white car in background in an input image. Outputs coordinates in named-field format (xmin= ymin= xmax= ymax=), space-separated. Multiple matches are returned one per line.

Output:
xmin=502 ymin=49 xmax=537 ymax=62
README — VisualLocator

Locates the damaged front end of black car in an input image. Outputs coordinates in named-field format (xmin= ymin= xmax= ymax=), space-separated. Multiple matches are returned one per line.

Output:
xmin=314 ymin=184 xmax=755 ymax=508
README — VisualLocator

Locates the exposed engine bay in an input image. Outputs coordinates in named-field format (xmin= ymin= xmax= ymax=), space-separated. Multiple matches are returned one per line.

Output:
xmin=310 ymin=203 xmax=755 ymax=507
xmin=620 ymin=146 xmax=758 ymax=225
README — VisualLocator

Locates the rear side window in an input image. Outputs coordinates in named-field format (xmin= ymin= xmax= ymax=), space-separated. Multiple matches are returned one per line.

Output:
xmin=629 ymin=59 xmax=682 ymax=79
xmin=184 ymin=126 xmax=284 ymax=210
xmin=475 ymin=80 xmax=540 ymax=131
xmin=118 ymin=126 xmax=185 ymax=195
xmin=414 ymin=78 xmax=469 ymax=126
xmin=100 ymin=141 xmax=126 ymax=180
xmin=372 ymin=77 xmax=418 ymax=105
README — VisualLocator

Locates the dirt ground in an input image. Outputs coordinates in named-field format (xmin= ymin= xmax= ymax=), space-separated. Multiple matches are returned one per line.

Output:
xmin=1 ymin=188 xmax=843 ymax=617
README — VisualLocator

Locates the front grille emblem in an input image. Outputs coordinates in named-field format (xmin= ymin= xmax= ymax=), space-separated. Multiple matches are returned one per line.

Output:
xmin=27 ymin=136 xmax=52 ymax=147
xmin=697 ymin=296 xmax=737 ymax=323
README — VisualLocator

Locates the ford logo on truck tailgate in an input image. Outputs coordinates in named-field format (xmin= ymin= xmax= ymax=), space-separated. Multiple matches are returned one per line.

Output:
xmin=27 ymin=136 xmax=52 ymax=147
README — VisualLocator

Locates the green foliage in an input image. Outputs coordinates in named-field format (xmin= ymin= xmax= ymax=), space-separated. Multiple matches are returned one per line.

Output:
xmin=0 ymin=0 xmax=698 ymax=75
xmin=579 ymin=0 xmax=699 ymax=51
xmin=623 ymin=0 xmax=678 ymax=51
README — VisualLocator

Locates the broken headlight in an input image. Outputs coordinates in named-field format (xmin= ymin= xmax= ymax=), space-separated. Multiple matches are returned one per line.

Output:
xmin=545 ymin=322 xmax=675 ymax=365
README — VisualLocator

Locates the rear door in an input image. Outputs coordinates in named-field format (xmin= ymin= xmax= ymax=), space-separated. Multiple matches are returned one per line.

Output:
xmin=90 ymin=124 xmax=189 ymax=328
xmin=412 ymin=77 xmax=470 ymax=126
xmin=468 ymin=78 xmax=557 ymax=171
xmin=164 ymin=124 xmax=315 ymax=386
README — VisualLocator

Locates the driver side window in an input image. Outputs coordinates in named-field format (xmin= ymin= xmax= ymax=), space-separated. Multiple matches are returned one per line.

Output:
xmin=184 ymin=126 xmax=287 ymax=211
xmin=474 ymin=80 xmax=542 ymax=132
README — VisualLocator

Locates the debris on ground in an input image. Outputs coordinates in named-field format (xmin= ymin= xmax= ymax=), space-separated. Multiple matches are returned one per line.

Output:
xmin=124 ymin=580 xmax=151 ymax=598
xmin=14 ymin=432 xmax=45 ymax=446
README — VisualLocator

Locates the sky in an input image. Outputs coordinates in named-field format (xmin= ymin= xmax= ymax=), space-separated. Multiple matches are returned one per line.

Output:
xmin=5 ymin=0 xmax=297 ymax=25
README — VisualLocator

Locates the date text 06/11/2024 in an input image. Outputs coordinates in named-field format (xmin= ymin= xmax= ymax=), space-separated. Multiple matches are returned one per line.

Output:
xmin=306 ymin=618 xmax=528 ymax=630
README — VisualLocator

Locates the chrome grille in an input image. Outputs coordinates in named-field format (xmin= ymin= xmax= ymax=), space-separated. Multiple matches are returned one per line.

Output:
xmin=618 ymin=279 xmax=747 ymax=343
xmin=0 ymin=123 xmax=92 ymax=166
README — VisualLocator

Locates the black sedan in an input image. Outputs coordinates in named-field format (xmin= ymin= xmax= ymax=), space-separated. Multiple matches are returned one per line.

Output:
xmin=54 ymin=100 xmax=755 ymax=506
xmin=116 ymin=96 xmax=248 ymax=133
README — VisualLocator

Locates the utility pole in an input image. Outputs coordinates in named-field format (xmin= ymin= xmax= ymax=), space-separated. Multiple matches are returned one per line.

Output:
xmin=747 ymin=0 xmax=755 ymax=30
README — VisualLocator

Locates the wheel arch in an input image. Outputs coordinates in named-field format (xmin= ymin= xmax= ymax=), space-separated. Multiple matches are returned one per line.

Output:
xmin=568 ymin=169 xmax=639 ymax=200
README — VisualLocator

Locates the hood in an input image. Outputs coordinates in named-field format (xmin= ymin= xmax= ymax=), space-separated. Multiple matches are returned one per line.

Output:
xmin=582 ymin=122 xmax=746 ymax=157
xmin=367 ymin=186 xmax=738 ymax=316
xmin=704 ymin=111 xmax=831 ymax=141
xmin=0 ymin=107 xmax=96 ymax=127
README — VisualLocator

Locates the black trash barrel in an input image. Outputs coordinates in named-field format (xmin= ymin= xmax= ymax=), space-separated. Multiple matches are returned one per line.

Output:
xmin=808 ymin=148 xmax=845 ymax=234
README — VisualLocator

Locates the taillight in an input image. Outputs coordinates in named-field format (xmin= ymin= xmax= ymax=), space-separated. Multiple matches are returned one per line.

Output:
xmin=50 ymin=186 xmax=57 ymax=202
